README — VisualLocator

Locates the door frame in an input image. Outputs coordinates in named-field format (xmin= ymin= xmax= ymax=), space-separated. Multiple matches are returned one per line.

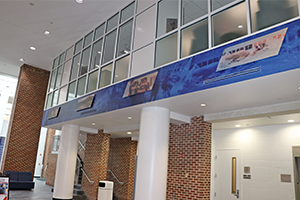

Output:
xmin=292 ymin=146 xmax=300 ymax=200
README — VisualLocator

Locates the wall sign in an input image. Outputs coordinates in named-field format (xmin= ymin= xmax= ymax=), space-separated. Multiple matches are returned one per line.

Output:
xmin=47 ymin=107 xmax=60 ymax=120
xmin=0 ymin=176 xmax=9 ymax=200
xmin=76 ymin=94 xmax=95 ymax=111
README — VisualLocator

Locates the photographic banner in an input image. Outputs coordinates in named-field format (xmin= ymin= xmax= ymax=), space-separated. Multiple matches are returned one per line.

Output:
xmin=123 ymin=71 xmax=158 ymax=98
xmin=0 ymin=177 xmax=9 ymax=200
xmin=216 ymin=28 xmax=288 ymax=71
xmin=47 ymin=107 xmax=61 ymax=120
xmin=76 ymin=94 xmax=95 ymax=111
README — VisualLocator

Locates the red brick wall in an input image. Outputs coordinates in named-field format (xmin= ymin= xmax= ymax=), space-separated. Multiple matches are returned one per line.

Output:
xmin=82 ymin=130 xmax=110 ymax=200
xmin=0 ymin=64 xmax=50 ymax=177
xmin=107 ymin=138 xmax=137 ymax=200
xmin=166 ymin=116 xmax=212 ymax=200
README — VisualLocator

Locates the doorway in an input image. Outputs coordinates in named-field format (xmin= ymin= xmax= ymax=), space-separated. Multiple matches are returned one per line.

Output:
xmin=292 ymin=146 xmax=300 ymax=200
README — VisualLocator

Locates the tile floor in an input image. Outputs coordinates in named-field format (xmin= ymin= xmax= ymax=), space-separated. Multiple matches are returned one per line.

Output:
xmin=9 ymin=178 xmax=53 ymax=200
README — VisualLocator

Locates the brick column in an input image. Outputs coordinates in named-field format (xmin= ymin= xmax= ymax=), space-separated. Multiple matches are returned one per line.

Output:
xmin=0 ymin=64 xmax=50 ymax=177
xmin=82 ymin=130 xmax=110 ymax=200
xmin=166 ymin=116 xmax=212 ymax=200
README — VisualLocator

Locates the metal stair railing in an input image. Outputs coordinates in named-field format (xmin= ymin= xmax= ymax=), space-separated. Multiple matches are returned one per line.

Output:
xmin=107 ymin=170 xmax=124 ymax=185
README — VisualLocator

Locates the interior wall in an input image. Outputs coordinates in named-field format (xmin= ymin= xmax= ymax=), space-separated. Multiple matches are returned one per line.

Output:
xmin=212 ymin=123 xmax=300 ymax=200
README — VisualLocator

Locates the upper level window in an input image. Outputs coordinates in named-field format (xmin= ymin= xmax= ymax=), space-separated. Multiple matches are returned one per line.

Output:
xmin=120 ymin=2 xmax=135 ymax=23
xmin=94 ymin=23 xmax=105 ymax=41
xmin=117 ymin=20 xmax=133 ymax=57
xmin=181 ymin=0 xmax=208 ymax=25
xmin=106 ymin=13 xmax=119 ymax=33
xmin=212 ymin=0 xmax=236 ymax=11
xmin=74 ymin=39 xmax=83 ymax=54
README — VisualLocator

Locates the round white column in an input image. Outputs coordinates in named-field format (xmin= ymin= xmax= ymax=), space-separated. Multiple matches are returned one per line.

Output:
xmin=53 ymin=124 xmax=80 ymax=200
xmin=134 ymin=107 xmax=170 ymax=200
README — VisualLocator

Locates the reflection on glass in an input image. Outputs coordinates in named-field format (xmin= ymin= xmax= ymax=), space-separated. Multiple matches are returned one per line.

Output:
xmin=212 ymin=0 xmax=236 ymax=11
xmin=117 ymin=20 xmax=133 ymax=57
xmin=67 ymin=81 xmax=76 ymax=101
xmin=53 ymin=57 xmax=59 ymax=69
xmin=80 ymin=47 xmax=91 ymax=76
xmin=157 ymin=0 xmax=178 ymax=37
xmin=182 ymin=0 xmax=208 ymax=25
xmin=250 ymin=0 xmax=298 ymax=32
xmin=155 ymin=33 xmax=178 ymax=67
xmin=94 ymin=23 xmax=105 ymax=41
xmin=55 ymin=66 xmax=63 ymax=89
xmin=49 ymin=69 xmax=57 ymax=92
xmin=212 ymin=2 xmax=247 ymax=46
xmin=76 ymin=76 xmax=86 ymax=97
xmin=52 ymin=90 xmax=59 ymax=107
xmin=65 ymin=46 xmax=74 ymax=61
xmin=99 ymin=64 xmax=112 ymax=88
xmin=70 ymin=53 xmax=81 ymax=80
xmin=114 ymin=56 xmax=129 ymax=83
xmin=90 ymin=39 xmax=103 ymax=71
xmin=102 ymin=30 xmax=117 ymax=64
xmin=58 ymin=52 xmax=65 ymax=65
xmin=84 ymin=31 xmax=93 ymax=48
xmin=74 ymin=39 xmax=83 ymax=54
xmin=120 ymin=2 xmax=135 ymax=23
xmin=87 ymin=70 xmax=99 ymax=93
xmin=61 ymin=60 xmax=72 ymax=86
xmin=181 ymin=19 xmax=208 ymax=58
xmin=46 ymin=93 xmax=53 ymax=109
xmin=58 ymin=85 xmax=67 ymax=104
xmin=106 ymin=13 xmax=119 ymax=33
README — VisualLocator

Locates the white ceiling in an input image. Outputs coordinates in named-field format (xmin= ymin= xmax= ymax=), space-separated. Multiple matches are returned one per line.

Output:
xmin=0 ymin=0 xmax=131 ymax=76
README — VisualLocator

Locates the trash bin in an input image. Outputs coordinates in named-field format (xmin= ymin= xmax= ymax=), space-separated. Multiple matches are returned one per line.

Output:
xmin=97 ymin=181 xmax=114 ymax=200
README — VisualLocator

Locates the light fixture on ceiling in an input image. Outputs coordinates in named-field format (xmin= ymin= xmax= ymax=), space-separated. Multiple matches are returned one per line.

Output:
xmin=128 ymin=116 xmax=132 ymax=120
xmin=19 ymin=58 xmax=25 ymax=62
xmin=287 ymin=119 xmax=295 ymax=123
xmin=96 ymin=65 xmax=100 ymax=68
xmin=115 ymin=74 xmax=119 ymax=78
xmin=124 ymin=49 xmax=130 ymax=54
xmin=92 ymin=122 xmax=96 ymax=126
xmin=127 ymin=131 xmax=132 ymax=135
xmin=97 ymin=51 xmax=101 ymax=54
xmin=235 ymin=125 xmax=241 ymax=127
xmin=76 ymin=0 xmax=83 ymax=3
xmin=44 ymin=30 xmax=51 ymax=35
xmin=238 ymin=25 xmax=243 ymax=29
xmin=30 ymin=46 xmax=36 ymax=51
xmin=200 ymin=103 xmax=206 ymax=107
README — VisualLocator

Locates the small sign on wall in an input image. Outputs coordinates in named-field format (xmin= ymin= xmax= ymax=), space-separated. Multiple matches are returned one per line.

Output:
xmin=281 ymin=174 xmax=291 ymax=183
xmin=244 ymin=166 xmax=250 ymax=173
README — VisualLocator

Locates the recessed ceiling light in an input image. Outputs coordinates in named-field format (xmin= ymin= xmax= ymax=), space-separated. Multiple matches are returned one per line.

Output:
xmin=97 ymin=51 xmax=101 ymax=54
xmin=92 ymin=122 xmax=96 ymax=126
xmin=19 ymin=58 xmax=25 ymax=62
xmin=96 ymin=65 xmax=100 ymax=68
xmin=127 ymin=131 xmax=132 ymax=135
xmin=76 ymin=0 xmax=83 ymax=3
xmin=44 ymin=30 xmax=51 ymax=35
xmin=238 ymin=25 xmax=243 ymax=29
xmin=124 ymin=49 xmax=130 ymax=54
xmin=200 ymin=103 xmax=206 ymax=107
xmin=235 ymin=125 xmax=241 ymax=127
xmin=30 ymin=46 xmax=36 ymax=51
xmin=128 ymin=116 xmax=132 ymax=120
xmin=288 ymin=120 xmax=295 ymax=123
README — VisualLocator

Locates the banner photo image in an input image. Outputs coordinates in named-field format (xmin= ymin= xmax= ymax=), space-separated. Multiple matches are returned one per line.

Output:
xmin=0 ymin=177 xmax=9 ymax=200
xmin=216 ymin=28 xmax=288 ymax=71
xmin=123 ymin=71 xmax=158 ymax=98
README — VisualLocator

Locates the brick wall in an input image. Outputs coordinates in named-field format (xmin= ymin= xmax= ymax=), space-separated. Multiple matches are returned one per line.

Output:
xmin=41 ymin=129 xmax=58 ymax=186
xmin=166 ymin=116 xmax=212 ymax=200
xmin=82 ymin=130 xmax=110 ymax=200
xmin=107 ymin=138 xmax=137 ymax=200
xmin=0 ymin=64 xmax=50 ymax=177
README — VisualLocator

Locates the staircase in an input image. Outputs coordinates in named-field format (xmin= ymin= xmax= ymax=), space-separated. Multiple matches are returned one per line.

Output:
xmin=73 ymin=184 xmax=87 ymax=200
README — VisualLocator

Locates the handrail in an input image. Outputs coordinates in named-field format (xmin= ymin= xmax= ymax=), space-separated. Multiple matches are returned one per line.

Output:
xmin=107 ymin=170 xmax=124 ymax=185
xmin=78 ymin=141 xmax=86 ymax=150
xmin=81 ymin=168 xmax=94 ymax=184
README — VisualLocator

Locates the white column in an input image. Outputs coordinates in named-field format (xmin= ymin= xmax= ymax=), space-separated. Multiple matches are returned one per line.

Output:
xmin=53 ymin=124 xmax=80 ymax=200
xmin=134 ymin=107 xmax=170 ymax=200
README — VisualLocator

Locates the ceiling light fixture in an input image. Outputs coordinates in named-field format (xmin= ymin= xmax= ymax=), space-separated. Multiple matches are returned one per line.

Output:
xmin=97 ymin=51 xmax=101 ymax=54
xmin=19 ymin=58 xmax=25 ymax=62
xmin=30 ymin=46 xmax=36 ymax=51
xmin=288 ymin=119 xmax=295 ymax=123
xmin=124 ymin=49 xmax=130 ymax=54
xmin=44 ymin=30 xmax=51 ymax=35
xmin=127 ymin=131 xmax=132 ymax=135
xmin=128 ymin=116 xmax=132 ymax=120
xmin=200 ymin=103 xmax=206 ymax=107
xmin=76 ymin=0 xmax=83 ymax=3
xmin=92 ymin=122 xmax=96 ymax=126
xmin=238 ymin=25 xmax=243 ymax=29
xmin=235 ymin=125 xmax=241 ymax=127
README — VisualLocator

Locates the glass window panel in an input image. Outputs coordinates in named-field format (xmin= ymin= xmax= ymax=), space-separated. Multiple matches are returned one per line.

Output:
xmin=94 ymin=23 xmax=105 ymax=41
xmin=58 ymin=52 xmax=65 ymax=65
xmin=120 ymin=2 xmax=135 ymax=23
xmin=106 ymin=13 xmax=119 ymax=33
xmin=52 ymin=90 xmax=59 ymax=107
xmin=76 ymin=76 xmax=86 ymax=97
xmin=181 ymin=19 xmax=208 ymax=58
xmin=53 ymin=57 xmax=59 ymax=69
xmin=84 ymin=31 xmax=93 ymax=48
xmin=70 ymin=53 xmax=81 ymax=80
xmin=46 ymin=93 xmax=53 ymax=109
xmin=58 ymin=85 xmax=68 ymax=104
xmin=157 ymin=0 xmax=179 ymax=37
xmin=117 ymin=20 xmax=133 ymax=57
xmin=102 ymin=30 xmax=117 ymax=64
xmin=67 ymin=81 xmax=76 ymax=101
xmin=49 ymin=69 xmax=57 ymax=92
xmin=99 ymin=63 xmax=113 ymax=88
xmin=55 ymin=66 xmax=63 ymax=89
xmin=155 ymin=32 xmax=178 ymax=67
xmin=212 ymin=0 xmax=236 ymax=11
xmin=212 ymin=2 xmax=247 ymax=46
xmin=114 ymin=55 xmax=129 ymax=83
xmin=74 ymin=39 xmax=83 ymax=54
xmin=61 ymin=59 xmax=72 ymax=86
xmin=65 ymin=46 xmax=74 ymax=61
xmin=182 ymin=0 xmax=208 ymax=25
xmin=250 ymin=0 xmax=298 ymax=32
xmin=79 ymin=46 xmax=91 ymax=76
xmin=90 ymin=39 xmax=103 ymax=71
xmin=87 ymin=70 xmax=99 ymax=93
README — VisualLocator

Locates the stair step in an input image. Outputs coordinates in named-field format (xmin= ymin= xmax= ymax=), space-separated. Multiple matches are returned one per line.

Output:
xmin=74 ymin=184 xmax=82 ymax=189
xmin=73 ymin=194 xmax=87 ymax=200
xmin=73 ymin=188 xmax=84 ymax=195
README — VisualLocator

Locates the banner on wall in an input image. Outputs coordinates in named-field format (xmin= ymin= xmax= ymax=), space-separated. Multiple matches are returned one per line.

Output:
xmin=47 ymin=107 xmax=61 ymax=119
xmin=76 ymin=94 xmax=95 ymax=111
xmin=0 ymin=177 xmax=9 ymax=200
xmin=216 ymin=28 xmax=288 ymax=71
xmin=123 ymin=71 xmax=158 ymax=98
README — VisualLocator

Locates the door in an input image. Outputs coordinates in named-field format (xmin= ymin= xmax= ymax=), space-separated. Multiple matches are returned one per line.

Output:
xmin=292 ymin=146 xmax=300 ymax=200
xmin=215 ymin=149 xmax=241 ymax=200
